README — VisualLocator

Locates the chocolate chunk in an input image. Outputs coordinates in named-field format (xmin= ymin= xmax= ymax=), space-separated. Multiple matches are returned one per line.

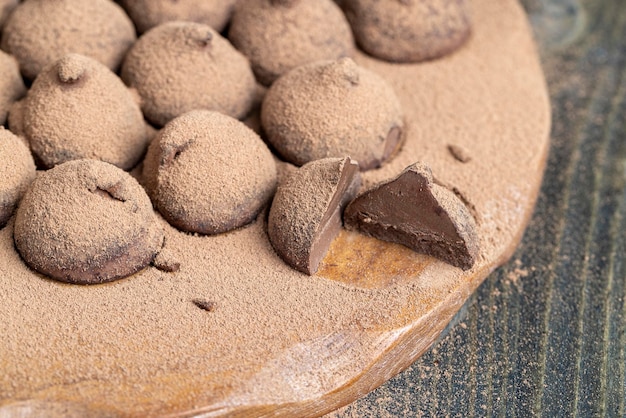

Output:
xmin=344 ymin=162 xmax=479 ymax=270
xmin=268 ymin=157 xmax=361 ymax=275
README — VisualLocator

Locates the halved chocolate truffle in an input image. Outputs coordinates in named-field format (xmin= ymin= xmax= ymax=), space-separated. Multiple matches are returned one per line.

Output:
xmin=121 ymin=22 xmax=256 ymax=127
xmin=228 ymin=0 xmax=354 ymax=86
xmin=142 ymin=110 xmax=277 ymax=235
xmin=119 ymin=0 xmax=237 ymax=34
xmin=10 ymin=54 xmax=151 ymax=170
xmin=344 ymin=162 xmax=479 ymax=270
xmin=1 ymin=0 xmax=136 ymax=80
xmin=0 ymin=50 xmax=25 ymax=125
xmin=341 ymin=0 xmax=471 ymax=63
xmin=268 ymin=157 xmax=361 ymax=275
xmin=261 ymin=57 xmax=403 ymax=170
xmin=14 ymin=160 xmax=164 ymax=284
xmin=0 ymin=128 xmax=35 ymax=228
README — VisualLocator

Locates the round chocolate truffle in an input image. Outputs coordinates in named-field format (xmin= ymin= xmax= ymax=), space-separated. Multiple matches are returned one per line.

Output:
xmin=1 ymin=0 xmax=136 ymax=80
xmin=121 ymin=22 xmax=256 ymax=127
xmin=261 ymin=57 xmax=404 ymax=171
xmin=0 ymin=127 xmax=36 ymax=228
xmin=118 ymin=0 xmax=237 ymax=34
xmin=268 ymin=157 xmax=361 ymax=275
xmin=11 ymin=54 xmax=150 ymax=170
xmin=0 ymin=50 xmax=25 ymax=125
xmin=0 ymin=0 xmax=17 ymax=30
xmin=341 ymin=0 xmax=471 ymax=63
xmin=142 ymin=110 xmax=277 ymax=235
xmin=228 ymin=0 xmax=354 ymax=86
xmin=14 ymin=159 xmax=164 ymax=284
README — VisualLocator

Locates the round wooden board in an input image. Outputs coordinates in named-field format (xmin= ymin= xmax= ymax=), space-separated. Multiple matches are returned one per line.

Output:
xmin=0 ymin=0 xmax=550 ymax=417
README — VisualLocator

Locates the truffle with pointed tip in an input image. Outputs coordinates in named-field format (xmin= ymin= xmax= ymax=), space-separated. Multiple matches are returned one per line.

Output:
xmin=142 ymin=110 xmax=277 ymax=235
xmin=0 ymin=0 xmax=135 ymax=80
xmin=121 ymin=22 xmax=256 ymax=127
xmin=0 ymin=50 xmax=25 ymax=125
xmin=118 ymin=0 xmax=237 ymax=34
xmin=344 ymin=162 xmax=479 ymax=270
xmin=341 ymin=0 xmax=471 ymax=63
xmin=261 ymin=57 xmax=404 ymax=171
xmin=9 ymin=54 xmax=151 ymax=170
xmin=14 ymin=160 xmax=164 ymax=284
xmin=0 ymin=128 xmax=36 ymax=228
xmin=268 ymin=157 xmax=361 ymax=275
xmin=228 ymin=0 xmax=354 ymax=86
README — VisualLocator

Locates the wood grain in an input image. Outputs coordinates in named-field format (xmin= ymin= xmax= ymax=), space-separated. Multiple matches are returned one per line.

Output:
xmin=329 ymin=0 xmax=626 ymax=416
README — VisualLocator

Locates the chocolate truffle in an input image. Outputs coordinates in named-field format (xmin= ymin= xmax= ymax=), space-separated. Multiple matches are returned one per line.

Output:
xmin=344 ymin=162 xmax=479 ymax=270
xmin=0 ymin=0 xmax=17 ymax=30
xmin=142 ymin=110 xmax=277 ymax=235
xmin=0 ymin=128 xmax=36 ymax=228
xmin=10 ymin=54 xmax=151 ymax=170
xmin=261 ymin=57 xmax=404 ymax=170
xmin=341 ymin=0 xmax=471 ymax=63
xmin=118 ymin=0 xmax=237 ymax=34
xmin=121 ymin=22 xmax=256 ymax=127
xmin=0 ymin=49 xmax=25 ymax=125
xmin=14 ymin=160 xmax=164 ymax=284
xmin=1 ymin=0 xmax=136 ymax=80
xmin=268 ymin=157 xmax=361 ymax=275
xmin=228 ymin=0 xmax=354 ymax=86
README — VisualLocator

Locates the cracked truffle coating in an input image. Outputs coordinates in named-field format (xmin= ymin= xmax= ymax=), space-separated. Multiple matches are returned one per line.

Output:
xmin=0 ymin=127 xmax=35 ymax=228
xmin=121 ymin=22 xmax=257 ymax=127
xmin=261 ymin=57 xmax=404 ymax=171
xmin=340 ymin=0 xmax=471 ymax=63
xmin=119 ymin=0 xmax=237 ymax=34
xmin=14 ymin=159 xmax=164 ymax=284
xmin=142 ymin=110 xmax=277 ymax=235
xmin=0 ymin=50 xmax=25 ymax=125
xmin=1 ymin=0 xmax=136 ymax=80
xmin=228 ymin=0 xmax=354 ymax=86
xmin=11 ymin=54 xmax=151 ymax=170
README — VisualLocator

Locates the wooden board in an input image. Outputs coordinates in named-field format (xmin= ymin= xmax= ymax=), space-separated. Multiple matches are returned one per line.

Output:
xmin=0 ymin=0 xmax=551 ymax=416
xmin=329 ymin=0 xmax=626 ymax=416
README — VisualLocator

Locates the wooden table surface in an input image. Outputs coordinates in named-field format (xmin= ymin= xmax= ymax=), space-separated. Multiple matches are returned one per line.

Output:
xmin=330 ymin=0 xmax=626 ymax=416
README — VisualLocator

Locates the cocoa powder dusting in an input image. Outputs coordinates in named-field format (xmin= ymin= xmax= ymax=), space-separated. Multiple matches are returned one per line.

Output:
xmin=0 ymin=0 xmax=550 ymax=415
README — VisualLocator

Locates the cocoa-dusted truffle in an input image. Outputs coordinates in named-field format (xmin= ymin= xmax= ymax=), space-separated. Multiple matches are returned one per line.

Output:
xmin=0 ymin=128 xmax=35 ymax=228
xmin=261 ymin=57 xmax=403 ymax=171
xmin=341 ymin=0 xmax=471 ymax=63
xmin=9 ymin=54 xmax=150 ymax=170
xmin=1 ymin=0 xmax=136 ymax=80
xmin=142 ymin=110 xmax=277 ymax=235
xmin=14 ymin=160 xmax=164 ymax=284
xmin=228 ymin=0 xmax=354 ymax=86
xmin=0 ymin=50 xmax=25 ymax=125
xmin=268 ymin=157 xmax=361 ymax=275
xmin=344 ymin=162 xmax=479 ymax=270
xmin=121 ymin=22 xmax=256 ymax=127
xmin=118 ymin=0 xmax=237 ymax=34
xmin=0 ymin=0 xmax=17 ymax=30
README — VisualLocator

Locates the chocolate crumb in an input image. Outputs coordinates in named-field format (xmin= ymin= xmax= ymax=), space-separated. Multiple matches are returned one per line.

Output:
xmin=192 ymin=299 xmax=217 ymax=312
xmin=447 ymin=144 xmax=472 ymax=163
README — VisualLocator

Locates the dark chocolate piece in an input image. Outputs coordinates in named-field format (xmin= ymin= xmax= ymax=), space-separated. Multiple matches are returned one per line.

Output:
xmin=344 ymin=162 xmax=479 ymax=270
xmin=268 ymin=157 xmax=361 ymax=275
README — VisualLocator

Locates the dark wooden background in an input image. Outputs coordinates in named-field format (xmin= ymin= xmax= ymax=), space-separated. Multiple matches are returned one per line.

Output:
xmin=332 ymin=0 xmax=626 ymax=416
